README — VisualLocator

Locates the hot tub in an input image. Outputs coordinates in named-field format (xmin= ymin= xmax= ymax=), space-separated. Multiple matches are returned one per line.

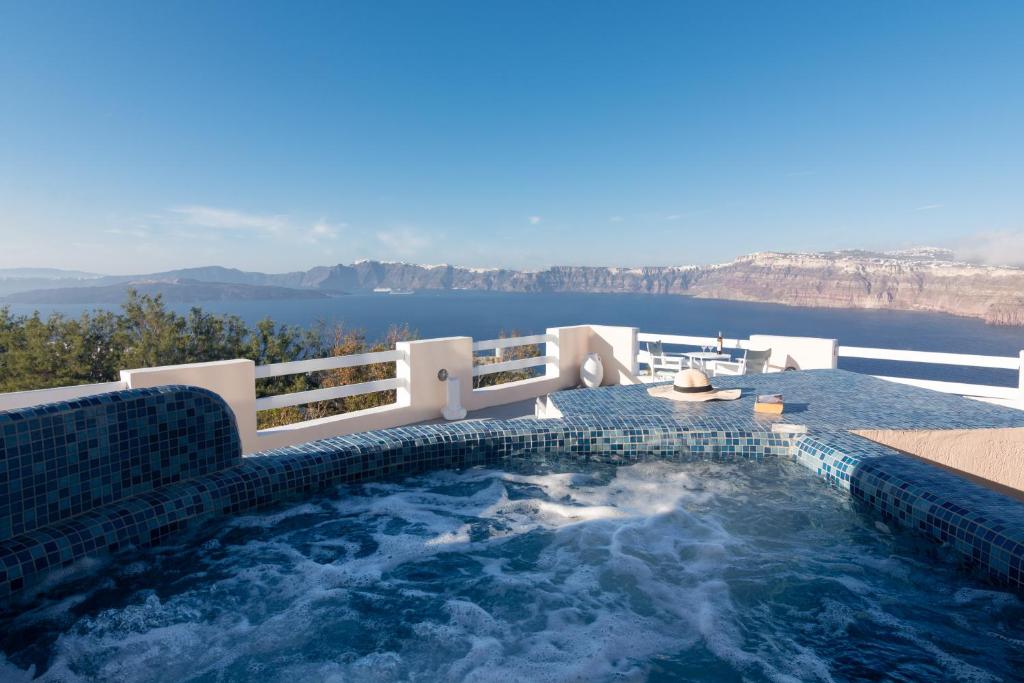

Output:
xmin=1 ymin=371 xmax=1023 ymax=680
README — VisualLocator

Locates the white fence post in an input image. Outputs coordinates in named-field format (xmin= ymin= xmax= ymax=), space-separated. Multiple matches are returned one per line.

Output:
xmin=549 ymin=325 xmax=590 ymax=386
xmin=397 ymin=336 xmax=473 ymax=418
xmin=1019 ymin=350 xmax=1024 ymax=393
xmin=545 ymin=327 xmax=562 ymax=379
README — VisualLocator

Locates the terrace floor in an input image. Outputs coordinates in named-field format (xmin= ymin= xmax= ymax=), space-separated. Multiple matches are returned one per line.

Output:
xmin=551 ymin=369 xmax=1024 ymax=432
xmin=552 ymin=368 xmax=1024 ymax=500
xmin=417 ymin=397 xmax=537 ymax=425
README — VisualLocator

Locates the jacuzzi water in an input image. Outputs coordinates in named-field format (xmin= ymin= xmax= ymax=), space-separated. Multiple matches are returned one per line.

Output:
xmin=1 ymin=457 xmax=1022 ymax=682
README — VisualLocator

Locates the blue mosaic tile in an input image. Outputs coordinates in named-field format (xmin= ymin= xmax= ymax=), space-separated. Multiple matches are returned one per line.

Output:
xmin=547 ymin=369 xmax=1024 ymax=431
xmin=0 ymin=416 xmax=787 ymax=600
xmin=0 ymin=386 xmax=241 ymax=544
xmin=792 ymin=430 xmax=1024 ymax=588
xmin=548 ymin=370 xmax=1024 ymax=590
xmin=2 ymin=369 xmax=1024 ymax=602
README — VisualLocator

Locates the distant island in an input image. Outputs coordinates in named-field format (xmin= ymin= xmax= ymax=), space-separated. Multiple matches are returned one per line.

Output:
xmin=3 ymin=248 xmax=1023 ymax=326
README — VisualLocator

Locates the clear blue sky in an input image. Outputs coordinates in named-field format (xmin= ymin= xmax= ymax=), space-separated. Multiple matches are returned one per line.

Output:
xmin=1 ymin=1 xmax=1022 ymax=274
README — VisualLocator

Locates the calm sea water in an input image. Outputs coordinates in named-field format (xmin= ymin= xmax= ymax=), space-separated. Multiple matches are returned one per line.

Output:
xmin=6 ymin=291 xmax=1024 ymax=387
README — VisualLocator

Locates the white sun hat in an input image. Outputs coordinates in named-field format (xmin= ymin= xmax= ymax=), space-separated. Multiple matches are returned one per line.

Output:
xmin=647 ymin=368 xmax=742 ymax=402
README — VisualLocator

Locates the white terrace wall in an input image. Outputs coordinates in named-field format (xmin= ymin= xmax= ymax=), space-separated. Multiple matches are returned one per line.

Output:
xmin=3 ymin=327 xmax=837 ymax=457
xmin=0 ymin=380 xmax=128 ymax=413
xmin=5 ymin=325 xmax=1022 ymax=454
xmin=746 ymin=334 xmax=839 ymax=371
xmin=113 ymin=325 xmax=639 ymax=455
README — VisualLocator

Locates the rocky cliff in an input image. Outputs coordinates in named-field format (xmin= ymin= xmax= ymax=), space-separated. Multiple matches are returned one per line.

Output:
xmin=687 ymin=252 xmax=1024 ymax=326
xmin=298 ymin=251 xmax=1024 ymax=326
xmin=5 ymin=250 xmax=1024 ymax=326
xmin=309 ymin=252 xmax=1024 ymax=326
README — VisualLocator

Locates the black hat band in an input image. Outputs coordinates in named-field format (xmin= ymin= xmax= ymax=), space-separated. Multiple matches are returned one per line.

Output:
xmin=674 ymin=384 xmax=714 ymax=394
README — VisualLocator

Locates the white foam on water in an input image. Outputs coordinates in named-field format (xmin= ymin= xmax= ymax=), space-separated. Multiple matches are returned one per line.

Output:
xmin=3 ymin=460 xmax=1021 ymax=682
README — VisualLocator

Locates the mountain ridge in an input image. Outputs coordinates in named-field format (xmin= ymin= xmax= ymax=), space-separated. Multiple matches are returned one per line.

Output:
xmin=3 ymin=249 xmax=1023 ymax=326
xmin=2 ymin=279 xmax=333 ymax=304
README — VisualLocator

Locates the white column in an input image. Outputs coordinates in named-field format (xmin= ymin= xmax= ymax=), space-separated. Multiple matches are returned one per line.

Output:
xmin=1019 ymin=350 xmax=1024 ymax=393
xmin=396 ymin=336 xmax=473 ymax=419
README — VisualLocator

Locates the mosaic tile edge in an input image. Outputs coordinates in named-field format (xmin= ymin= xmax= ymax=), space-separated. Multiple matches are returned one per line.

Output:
xmin=2 ymin=371 xmax=1024 ymax=604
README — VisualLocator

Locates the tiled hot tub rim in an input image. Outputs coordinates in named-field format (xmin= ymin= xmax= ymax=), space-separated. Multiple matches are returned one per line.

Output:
xmin=0 ymin=417 xmax=789 ymax=601
xmin=3 ymin=371 xmax=1024 ymax=603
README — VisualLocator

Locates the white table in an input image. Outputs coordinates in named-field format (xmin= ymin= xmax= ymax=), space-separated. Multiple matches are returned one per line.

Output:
xmin=684 ymin=351 xmax=732 ymax=374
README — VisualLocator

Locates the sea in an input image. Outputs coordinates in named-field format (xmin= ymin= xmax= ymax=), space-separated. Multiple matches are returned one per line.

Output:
xmin=5 ymin=291 xmax=1023 ymax=388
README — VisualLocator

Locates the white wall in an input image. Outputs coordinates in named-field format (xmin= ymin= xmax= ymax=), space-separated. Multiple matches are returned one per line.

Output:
xmin=746 ymin=334 xmax=838 ymax=371
xmin=0 ymin=380 xmax=128 ymax=413
xmin=253 ymin=325 xmax=632 ymax=453
xmin=588 ymin=325 xmax=641 ymax=385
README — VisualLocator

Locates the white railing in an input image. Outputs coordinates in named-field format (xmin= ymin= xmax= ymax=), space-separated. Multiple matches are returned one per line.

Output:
xmin=255 ymin=349 xmax=406 ymax=411
xmin=636 ymin=332 xmax=1023 ymax=404
xmin=0 ymin=380 xmax=128 ymax=412
xmin=637 ymin=332 xmax=746 ymax=349
xmin=5 ymin=326 xmax=1023 ymax=454
xmin=472 ymin=334 xmax=556 ymax=379
xmin=636 ymin=333 xmax=746 ymax=373
xmin=837 ymin=345 xmax=1023 ymax=400
xmin=837 ymin=346 xmax=1020 ymax=370
xmin=872 ymin=376 xmax=1022 ymax=401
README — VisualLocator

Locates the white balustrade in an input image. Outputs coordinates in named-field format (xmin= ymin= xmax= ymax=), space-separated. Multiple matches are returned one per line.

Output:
xmin=838 ymin=346 xmax=1019 ymax=370
xmin=871 ymin=376 xmax=1021 ymax=400
xmin=472 ymin=334 xmax=555 ymax=378
xmin=4 ymin=325 xmax=1023 ymax=455
xmin=255 ymin=349 xmax=407 ymax=411
xmin=472 ymin=355 xmax=557 ymax=377
xmin=472 ymin=333 xmax=555 ymax=352
xmin=836 ymin=345 xmax=1022 ymax=400
xmin=255 ymin=349 xmax=406 ymax=379
xmin=637 ymin=331 xmax=1023 ymax=404
xmin=255 ymin=377 xmax=406 ymax=411
xmin=637 ymin=332 xmax=745 ymax=349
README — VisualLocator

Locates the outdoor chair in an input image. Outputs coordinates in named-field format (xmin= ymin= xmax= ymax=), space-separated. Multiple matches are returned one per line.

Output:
xmin=645 ymin=340 xmax=688 ymax=378
xmin=714 ymin=348 xmax=772 ymax=376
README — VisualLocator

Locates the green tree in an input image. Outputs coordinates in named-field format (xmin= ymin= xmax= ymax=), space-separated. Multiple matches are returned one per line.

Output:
xmin=0 ymin=293 xmax=422 ymax=429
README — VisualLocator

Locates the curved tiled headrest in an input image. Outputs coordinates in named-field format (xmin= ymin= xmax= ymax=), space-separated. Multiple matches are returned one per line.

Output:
xmin=0 ymin=385 xmax=241 ymax=543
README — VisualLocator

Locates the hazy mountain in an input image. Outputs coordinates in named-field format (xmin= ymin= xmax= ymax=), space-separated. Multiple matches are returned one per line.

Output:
xmin=3 ymin=279 xmax=333 ymax=304
xmin=0 ymin=267 xmax=104 ymax=279
xmin=3 ymin=248 xmax=1022 ymax=325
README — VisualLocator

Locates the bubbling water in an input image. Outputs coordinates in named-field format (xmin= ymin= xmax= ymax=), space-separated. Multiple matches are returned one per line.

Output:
xmin=1 ymin=458 xmax=1022 ymax=682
